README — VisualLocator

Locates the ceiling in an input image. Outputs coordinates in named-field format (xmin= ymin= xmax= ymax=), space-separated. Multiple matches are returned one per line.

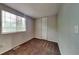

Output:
xmin=4 ymin=3 xmax=61 ymax=18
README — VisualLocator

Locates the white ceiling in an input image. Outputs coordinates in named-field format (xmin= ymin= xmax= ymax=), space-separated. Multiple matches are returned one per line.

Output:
xmin=4 ymin=3 xmax=61 ymax=18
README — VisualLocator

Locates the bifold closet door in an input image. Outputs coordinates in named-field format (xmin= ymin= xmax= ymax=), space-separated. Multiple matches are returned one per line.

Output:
xmin=35 ymin=17 xmax=47 ymax=39
xmin=35 ymin=18 xmax=42 ymax=39
xmin=41 ymin=17 xmax=47 ymax=39
xmin=35 ymin=16 xmax=57 ymax=42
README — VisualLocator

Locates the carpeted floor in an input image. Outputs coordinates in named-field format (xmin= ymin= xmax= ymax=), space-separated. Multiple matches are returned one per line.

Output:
xmin=2 ymin=38 xmax=61 ymax=55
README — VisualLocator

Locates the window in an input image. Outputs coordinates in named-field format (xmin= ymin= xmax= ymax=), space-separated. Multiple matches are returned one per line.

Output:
xmin=2 ymin=10 xmax=26 ymax=34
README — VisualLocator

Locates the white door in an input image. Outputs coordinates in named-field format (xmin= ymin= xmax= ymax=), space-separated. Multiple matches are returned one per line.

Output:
xmin=41 ymin=17 xmax=47 ymax=39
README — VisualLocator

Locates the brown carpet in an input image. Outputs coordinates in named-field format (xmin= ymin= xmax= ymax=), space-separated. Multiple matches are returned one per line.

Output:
xmin=2 ymin=38 xmax=61 ymax=55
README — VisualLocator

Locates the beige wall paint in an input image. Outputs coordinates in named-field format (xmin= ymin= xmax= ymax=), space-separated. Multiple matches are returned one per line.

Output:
xmin=35 ymin=15 xmax=57 ymax=42
xmin=0 ymin=4 xmax=35 ymax=54
xmin=47 ymin=15 xmax=57 ymax=42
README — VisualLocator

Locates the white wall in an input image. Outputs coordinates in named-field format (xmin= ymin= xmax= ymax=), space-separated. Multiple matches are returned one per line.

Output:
xmin=35 ymin=15 xmax=57 ymax=42
xmin=58 ymin=4 xmax=79 ymax=55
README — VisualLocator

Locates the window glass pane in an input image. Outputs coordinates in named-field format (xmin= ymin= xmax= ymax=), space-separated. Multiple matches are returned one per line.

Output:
xmin=16 ymin=16 xmax=22 ymax=31
xmin=2 ymin=11 xmax=11 ymax=33
xmin=16 ymin=16 xmax=26 ymax=31
xmin=21 ymin=18 xmax=26 ymax=31
xmin=2 ymin=11 xmax=5 ymax=29
xmin=10 ymin=13 xmax=16 ymax=32
xmin=5 ymin=12 xmax=11 ymax=27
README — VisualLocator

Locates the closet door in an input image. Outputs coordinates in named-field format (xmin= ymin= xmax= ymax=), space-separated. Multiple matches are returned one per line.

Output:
xmin=35 ymin=18 xmax=42 ymax=39
xmin=35 ymin=17 xmax=47 ymax=39
xmin=41 ymin=17 xmax=47 ymax=39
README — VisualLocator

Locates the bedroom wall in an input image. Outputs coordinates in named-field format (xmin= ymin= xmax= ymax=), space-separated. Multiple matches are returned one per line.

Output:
xmin=0 ymin=4 xmax=35 ymax=54
xmin=35 ymin=15 xmax=58 ymax=42
xmin=47 ymin=15 xmax=57 ymax=42
xmin=58 ymin=4 xmax=79 ymax=54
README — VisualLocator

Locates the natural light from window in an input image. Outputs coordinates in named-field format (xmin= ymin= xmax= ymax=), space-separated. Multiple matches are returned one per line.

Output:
xmin=2 ymin=10 xmax=26 ymax=34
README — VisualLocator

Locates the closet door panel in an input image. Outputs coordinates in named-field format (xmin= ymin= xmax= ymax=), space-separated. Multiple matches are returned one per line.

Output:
xmin=41 ymin=17 xmax=47 ymax=39
xmin=35 ymin=19 xmax=42 ymax=39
